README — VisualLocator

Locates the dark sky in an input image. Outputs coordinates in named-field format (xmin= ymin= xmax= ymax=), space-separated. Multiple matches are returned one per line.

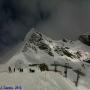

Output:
xmin=0 ymin=0 xmax=54 ymax=54
xmin=0 ymin=0 xmax=90 ymax=57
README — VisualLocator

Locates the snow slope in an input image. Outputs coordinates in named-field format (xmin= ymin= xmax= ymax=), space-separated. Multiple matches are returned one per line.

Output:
xmin=0 ymin=28 xmax=90 ymax=90
xmin=0 ymin=69 xmax=89 ymax=90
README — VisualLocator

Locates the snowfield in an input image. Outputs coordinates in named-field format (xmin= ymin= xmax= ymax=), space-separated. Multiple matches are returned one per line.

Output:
xmin=0 ymin=69 xmax=89 ymax=90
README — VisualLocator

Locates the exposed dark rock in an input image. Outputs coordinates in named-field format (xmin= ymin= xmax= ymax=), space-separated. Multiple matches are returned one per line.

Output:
xmin=38 ymin=42 xmax=54 ymax=56
xmin=75 ymin=51 xmax=82 ymax=59
xmin=23 ymin=32 xmax=54 ymax=56
xmin=62 ymin=38 xmax=68 ymax=43
xmin=84 ymin=59 xmax=90 ymax=63
xmin=29 ymin=32 xmax=43 ymax=45
xmin=38 ymin=42 xmax=49 ymax=50
xmin=39 ymin=63 xmax=49 ymax=71
xmin=61 ymin=47 xmax=75 ymax=58
xmin=79 ymin=34 xmax=90 ymax=46
xmin=65 ymin=47 xmax=70 ymax=49
xmin=54 ymin=46 xmax=63 ymax=55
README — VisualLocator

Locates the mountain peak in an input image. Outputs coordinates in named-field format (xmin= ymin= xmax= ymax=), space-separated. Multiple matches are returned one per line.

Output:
xmin=24 ymin=28 xmax=37 ymax=42
xmin=22 ymin=28 xmax=90 ymax=64
xmin=22 ymin=28 xmax=54 ymax=56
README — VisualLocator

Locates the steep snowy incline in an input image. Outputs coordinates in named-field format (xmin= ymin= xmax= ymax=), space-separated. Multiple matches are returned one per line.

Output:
xmin=0 ymin=69 xmax=89 ymax=90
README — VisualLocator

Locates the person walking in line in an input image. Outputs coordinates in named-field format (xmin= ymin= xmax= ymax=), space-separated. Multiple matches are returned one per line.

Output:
xmin=21 ymin=68 xmax=23 ymax=72
xmin=8 ymin=66 xmax=12 ymax=73
xmin=64 ymin=63 xmax=68 ymax=78
xmin=19 ymin=68 xmax=23 ymax=72
xmin=64 ymin=67 xmax=67 ymax=78
xmin=14 ymin=68 xmax=15 ymax=72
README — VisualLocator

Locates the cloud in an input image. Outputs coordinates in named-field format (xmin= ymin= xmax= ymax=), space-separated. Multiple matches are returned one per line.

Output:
xmin=37 ymin=0 xmax=90 ymax=40
xmin=0 ymin=0 xmax=58 ymax=54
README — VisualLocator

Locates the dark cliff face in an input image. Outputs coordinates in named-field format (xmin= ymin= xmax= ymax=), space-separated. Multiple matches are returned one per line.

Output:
xmin=79 ymin=34 xmax=90 ymax=46
xmin=22 ymin=32 xmax=54 ymax=57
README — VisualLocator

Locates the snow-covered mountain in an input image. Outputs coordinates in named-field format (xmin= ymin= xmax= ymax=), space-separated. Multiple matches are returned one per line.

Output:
xmin=23 ymin=29 xmax=89 ymax=60
xmin=0 ymin=28 xmax=90 ymax=90
xmin=5 ymin=28 xmax=90 ymax=72
xmin=4 ymin=29 xmax=90 ymax=73
xmin=21 ymin=28 xmax=90 ymax=70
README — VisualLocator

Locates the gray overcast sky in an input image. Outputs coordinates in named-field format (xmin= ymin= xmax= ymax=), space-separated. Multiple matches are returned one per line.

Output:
xmin=0 ymin=0 xmax=90 ymax=59
xmin=37 ymin=0 xmax=90 ymax=40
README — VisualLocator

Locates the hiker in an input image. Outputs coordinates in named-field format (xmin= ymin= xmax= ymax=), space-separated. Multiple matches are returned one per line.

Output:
xmin=8 ymin=66 xmax=12 ymax=73
xmin=19 ymin=68 xmax=23 ymax=72
xmin=14 ymin=68 xmax=15 ymax=72
xmin=21 ymin=68 xmax=23 ymax=72
xmin=64 ymin=68 xmax=67 ymax=78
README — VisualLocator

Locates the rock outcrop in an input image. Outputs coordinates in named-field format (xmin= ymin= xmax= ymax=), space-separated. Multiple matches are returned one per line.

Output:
xmin=79 ymin=34 xmax=90 ymax=46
